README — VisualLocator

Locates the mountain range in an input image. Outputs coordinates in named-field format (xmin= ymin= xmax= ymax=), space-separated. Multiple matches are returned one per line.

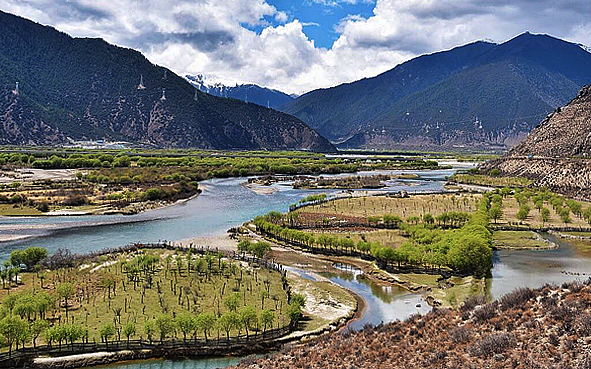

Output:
xmin=0 ymin=11 xmax=334 ymax=152
xmin=185 ymin=75 xmax=294 ymax=109
xmin=282 ymin=32 xmax=591 ymax=150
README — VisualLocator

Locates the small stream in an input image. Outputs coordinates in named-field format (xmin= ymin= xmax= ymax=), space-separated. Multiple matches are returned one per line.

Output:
xmin=322 ymin=263 xmax=430 ymax=330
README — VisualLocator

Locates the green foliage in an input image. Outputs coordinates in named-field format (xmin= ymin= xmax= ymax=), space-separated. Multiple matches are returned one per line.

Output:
xmin=99 ymin=323 xmax=116 ymax=343
xmin=259 ymin=309 xmax=275 ymax=331
xmin=239 ymin=306 xmax=258 ymax=337
xmin=223 ymin=293 xmax=241 ymax=313
xmin=143 ymin=320 xmax=156 ymax=342
xmin=286 ymin=303 xmax=302 ymax=324
xmin=195 ymin=312 xmax=216 ymax=341
xmin=0 ymin=316 xmax=29 ymax=353
xmin=238 ymin=240 xmax=271 ymax=259
xmin=154 ymin=315 xmax=175 ymax=342
xmin=299 ymin=193 xmax=327 ymax=204
xmin=218 ymin=312 xmax=241 ymax=339
xmin=290 ymin=294 xmax=306 ymax=309
xmin=174 ymin=313 xmax=194 ymax=340
xmin=122 ymin=322 xmax=136 ymax=341
xmin=541 ymin=208 xmax=551 ymax=224
xmin=489 ymin=206 xmax=503 ymax=223
xmin=516 ymin=205 xmax=530 ymax=221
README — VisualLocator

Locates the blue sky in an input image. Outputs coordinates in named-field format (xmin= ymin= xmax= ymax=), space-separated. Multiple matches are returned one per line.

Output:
xmin=1 ymin=0 xmax=590 ymax=94
xmin=251 ymin=0 xmax=376 ymax=49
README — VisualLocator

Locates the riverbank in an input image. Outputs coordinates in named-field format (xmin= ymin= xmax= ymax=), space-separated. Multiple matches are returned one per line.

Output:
xmin=257 ymin=229 xmax=469 ymax=309
xmin=237 ymin=280 xmax=591 ymax=368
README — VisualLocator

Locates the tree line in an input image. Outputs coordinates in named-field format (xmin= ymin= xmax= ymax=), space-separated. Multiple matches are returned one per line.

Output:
xmin=253 ymin=195 xmax=493 ymax=277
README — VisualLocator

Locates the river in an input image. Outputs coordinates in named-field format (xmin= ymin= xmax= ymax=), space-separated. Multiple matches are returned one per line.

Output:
xmin=2 ymin=163 xmax=591 ymax=369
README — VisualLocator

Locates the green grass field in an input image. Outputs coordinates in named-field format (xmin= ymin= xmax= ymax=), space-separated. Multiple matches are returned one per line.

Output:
xmin=0 ymin=249 xmax=289 ymax=346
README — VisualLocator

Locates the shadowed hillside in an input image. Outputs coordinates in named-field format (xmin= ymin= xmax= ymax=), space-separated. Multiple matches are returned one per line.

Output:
xmin=0 ymin=11 xmax=334 ymax=152
xmin=283 ymin=33 xmax=591 ymax=150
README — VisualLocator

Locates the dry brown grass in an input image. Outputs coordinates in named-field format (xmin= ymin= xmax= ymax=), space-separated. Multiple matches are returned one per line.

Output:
xmin=299 ymin=194 xmax=481 ymax=219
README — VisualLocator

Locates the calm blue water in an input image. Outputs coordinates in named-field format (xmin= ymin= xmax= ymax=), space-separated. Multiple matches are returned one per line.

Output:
xmin=0 ymin=167 xmax=459 ymax=258
xmin=321 ymin=264 xmax=430 ymax=330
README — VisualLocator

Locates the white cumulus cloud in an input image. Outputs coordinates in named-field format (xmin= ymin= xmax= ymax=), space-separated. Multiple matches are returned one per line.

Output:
xmin=1 ymin=0 xmax=590 ymax=94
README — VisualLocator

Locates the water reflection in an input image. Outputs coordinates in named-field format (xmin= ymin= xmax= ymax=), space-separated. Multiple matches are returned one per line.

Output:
xmin=95 ymin=357 xmax=241 ymax=369
xmin=320 ymin=263 xmax=431 ymax=330
xmin=489 ymin=233 xmax=591 ymax=299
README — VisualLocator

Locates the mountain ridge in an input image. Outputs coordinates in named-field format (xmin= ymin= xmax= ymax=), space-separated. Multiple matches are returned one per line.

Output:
xmin=0 ymin=10 xmax=335 ymax=152
xmin=283 ymin=32 xmax=591 ymax=150
xmin=185 ymin=75 xmax=294 ymax=109
xmin=482 ymin=85 xmax=591 ymax=199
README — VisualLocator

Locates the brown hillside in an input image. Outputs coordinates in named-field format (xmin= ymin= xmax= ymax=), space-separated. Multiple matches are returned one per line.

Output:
xmin=237 ymin=280 xmax=591 ymax=369
xmin=510 ymin=85 xmax=591 ymax=158
xmin=482 ymin=86 xmax=591 ymax=199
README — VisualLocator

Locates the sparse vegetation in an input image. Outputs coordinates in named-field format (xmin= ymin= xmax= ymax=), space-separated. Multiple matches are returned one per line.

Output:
xmin=237 ymin=280 xmax=591 ymax=368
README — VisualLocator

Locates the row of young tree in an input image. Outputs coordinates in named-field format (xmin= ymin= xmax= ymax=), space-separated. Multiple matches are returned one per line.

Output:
xmin=254 ymin=197 xmax=493 ymax=277
xmin=489 ymin=186 xmax=591 ymax=226
xmin=0 ymin=296 xmax=305 ymax=357
xmin=366 ymin=211 xmax=472 ymax=229
xmin=0 ymin=245 xmax=306 ymax=356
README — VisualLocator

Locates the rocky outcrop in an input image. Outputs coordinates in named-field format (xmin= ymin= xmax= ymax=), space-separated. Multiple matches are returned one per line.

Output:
xmin=483 ymin=86 xmax=591 ymax=199
xmin=509 ymin=85 xmax=591 ymax=158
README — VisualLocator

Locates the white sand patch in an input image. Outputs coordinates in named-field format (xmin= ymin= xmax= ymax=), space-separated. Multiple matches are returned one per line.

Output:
xmin=0 ymin=168 xmax=79 ymax=184
xmin=34 ymin=351 xmax=117 ymax=364
xmin=177 ymin=234 xmax=237 ymax=252
xmin=287 ymin=271 xmax=354 ymax=323
xmin=90 ymin=260 xmax=117 ymax=273
xmin=242 ymin=182 xmax=279 ymax=195
xmin=0 ymin=234 xmax=30 ymax=242
xmin=45 ymin=209 xmax=93 ymax=216
xmin=302 ymin=286 xmax=353 ymax=321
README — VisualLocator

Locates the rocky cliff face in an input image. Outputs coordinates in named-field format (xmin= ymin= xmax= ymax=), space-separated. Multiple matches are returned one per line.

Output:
xmin=0 ymin=11 xmax=334 ymax=152
xmin=482 ymin=85 xmax=591 ymax=199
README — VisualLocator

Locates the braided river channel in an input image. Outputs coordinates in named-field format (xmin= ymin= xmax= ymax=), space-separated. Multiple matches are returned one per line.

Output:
xmin=2 ymin=163 xmax=591 ymax=368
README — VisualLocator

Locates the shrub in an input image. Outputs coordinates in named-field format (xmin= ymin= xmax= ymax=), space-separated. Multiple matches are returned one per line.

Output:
xmin=472 ymin=303 xmax=497 ymax=322
xmin=499 ymin=287 xmax=535 ymax=311
xmin=461 ymin=295 xmax=487 ymax=312
xmin=470 ymin=333 xmax=516 ymax=357
xmin=576 ymin=315 xmax=591 ymax=336
xmin=37 ymin=201 xmax=50 ymax=212
xmin=62 ymin=195 xmax=89 ymax=206
xmin=449 ymin=326 xmax=471 ymax=343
